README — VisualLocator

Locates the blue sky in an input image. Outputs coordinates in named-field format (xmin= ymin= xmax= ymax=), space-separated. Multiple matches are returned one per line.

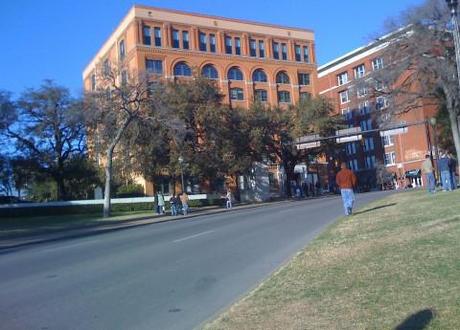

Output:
xmin=0 ymin=0 xmax=424 ymax=97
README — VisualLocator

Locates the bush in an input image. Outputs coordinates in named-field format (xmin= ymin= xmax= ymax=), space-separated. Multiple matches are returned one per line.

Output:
xmin=115 ymin=184 xmax=145 ymax=198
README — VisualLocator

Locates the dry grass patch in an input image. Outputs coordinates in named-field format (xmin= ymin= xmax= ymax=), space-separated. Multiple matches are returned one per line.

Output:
xmin=204 ymin=190 xmax=460 ymax=330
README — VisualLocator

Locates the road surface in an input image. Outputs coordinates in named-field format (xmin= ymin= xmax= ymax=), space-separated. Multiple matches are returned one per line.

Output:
xmin=0 ymin=191 xmax=390 ymax=330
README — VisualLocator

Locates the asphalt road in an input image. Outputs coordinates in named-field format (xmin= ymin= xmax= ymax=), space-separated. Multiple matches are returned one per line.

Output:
xmin=0 ymin=191 xmax=390 ymax=330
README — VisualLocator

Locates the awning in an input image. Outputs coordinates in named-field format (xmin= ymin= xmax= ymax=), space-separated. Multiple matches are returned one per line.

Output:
xmin=405 ymin=169 xmax=421 ymax=178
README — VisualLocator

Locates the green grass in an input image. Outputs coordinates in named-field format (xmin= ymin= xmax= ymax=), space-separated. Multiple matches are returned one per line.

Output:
xmin=204 ymin=190 xmax=460 ymax=330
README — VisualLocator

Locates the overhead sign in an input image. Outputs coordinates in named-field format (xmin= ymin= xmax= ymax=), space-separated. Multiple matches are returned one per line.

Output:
xmin=336 ymin=127 xmax=362 ymax=144
xmin=296 ymin=134 xmax=321 ymax=150
xmin=380 ymin=127 xmax=408 ymax=137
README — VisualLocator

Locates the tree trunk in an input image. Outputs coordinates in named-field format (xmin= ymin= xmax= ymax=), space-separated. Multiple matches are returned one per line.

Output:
xmin=103 ymin=149 xmax=113 ymax=218
xmin=284 ymin=162 xmax=295 ymax=198
xmin=450 ymin=110 xmax=460 ymax=175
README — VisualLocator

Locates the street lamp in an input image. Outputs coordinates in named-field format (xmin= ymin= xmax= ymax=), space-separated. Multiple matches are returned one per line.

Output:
xmin=446 ymin=0 xmax=460 ymax=92
xmin=178 ymin=156 xmax=185 ymax=193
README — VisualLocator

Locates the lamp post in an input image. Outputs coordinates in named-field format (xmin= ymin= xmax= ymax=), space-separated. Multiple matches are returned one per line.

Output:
xmin=178 ymin=156 xmax=185 ymax=193
xmin=446 ymin=0 xmax=460 ymax=92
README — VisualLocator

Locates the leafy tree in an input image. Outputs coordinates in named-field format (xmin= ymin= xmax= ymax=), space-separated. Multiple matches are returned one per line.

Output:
xmin=85 ymin=64 xmax=168 ymax=217
xmin=5 ymin=81 xmax=86 ymax=200
xmin=364 ymin=0 xmax=460 ymax=171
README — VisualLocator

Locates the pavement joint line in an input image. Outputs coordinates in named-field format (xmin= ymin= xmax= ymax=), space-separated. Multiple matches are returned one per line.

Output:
xmin=173 ymin=230 xmax=215 ymax=243
xmin=0 ymin=195 xmax=340 ymax=251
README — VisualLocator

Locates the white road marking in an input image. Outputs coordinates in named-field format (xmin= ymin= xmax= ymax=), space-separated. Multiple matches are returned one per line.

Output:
xmin=173 ymin=230 xmax=214 ymax=243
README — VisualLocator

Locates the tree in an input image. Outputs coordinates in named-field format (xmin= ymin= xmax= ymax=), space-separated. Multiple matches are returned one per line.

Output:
xmin=5 ymin=81 xmax=86 ymax=200
xmin=364 ymin=0 xmax=460 ymax=172
xmin=259 ymin=97 xmax=340 ymax=197
xmin=85 ymin=64 xmax=167 ymax=217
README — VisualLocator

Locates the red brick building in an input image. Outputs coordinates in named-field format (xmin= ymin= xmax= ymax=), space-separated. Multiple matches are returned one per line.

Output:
xmin=318 ymin=34 xmax=438 ymax=189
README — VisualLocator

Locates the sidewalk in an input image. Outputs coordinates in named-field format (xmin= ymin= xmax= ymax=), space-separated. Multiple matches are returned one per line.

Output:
xmin=0 ymin=200 xmax=291 ymax=251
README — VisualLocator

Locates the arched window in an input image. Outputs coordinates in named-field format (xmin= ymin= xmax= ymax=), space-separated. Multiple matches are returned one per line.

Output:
xmin=202 ymin=64 xmax=219 ymax=79
xmin=252 ymin=69 xmax=267 ymax=82
xmin=228 ymin=67 xmax=244 ymax=81
xmin=174 ymin=61 xmax=192 ymax=76
xmin=276 ymin=71 xmax=290 ymax=84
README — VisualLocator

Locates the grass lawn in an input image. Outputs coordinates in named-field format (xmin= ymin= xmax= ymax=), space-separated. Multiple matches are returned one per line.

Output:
xmin=204 ymin=190 xmax=460 ymax=330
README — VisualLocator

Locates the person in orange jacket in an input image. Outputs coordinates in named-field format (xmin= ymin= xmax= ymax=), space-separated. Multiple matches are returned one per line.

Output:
xmin=335 ymin=162 xmax=358 ymax=216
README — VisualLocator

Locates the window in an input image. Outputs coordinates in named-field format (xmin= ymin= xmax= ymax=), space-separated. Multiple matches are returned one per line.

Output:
xmin=154 ymin=27 xmax=162 ymax=47
xmin=201 ymin=64 xmax=218 ymax=79
xmin=230 ymin=88 xmax=244 ymax=100
xmin=276 ymin=71 xmax=290 ymax=84
xmin=337 ymin=72 xmax=348 ymax=86
xmin=143 ymin=26 xmax=151 ymax=45
xmin=365 ymin=156 xmax=375 ymax=169
xmin=174 ymin=61 xmax=191 ymax=76
xmin=382 ymin=135 xmax=394 ymax=147
xmin=235 ymin=37 xmax=241 ymax=55
xmin=354 ymin=64 xmax=366 ymax=78
xmin=278 ymin=91 xmax=291 ymax=103
xmin=348 ymin=159 xmax=359 ymax=171
xmin=250 ymin=39 xmax=257 ymax=57
xmin=121 ymin=70 xmax=128 ymax=85
xmin=259 ymin=40 xmax=265 ymax=58
xmin=339 ymin=90 xmax=350 ymax=104
xmin=199 ymin=32 xmax=207 ymax=51
xmin=372 ymin=57 xmax=384 ymax=70
xmin=119 ymin=40 xmax=125 ymax=60
xmin=359 ymin=101 xmax=370 ymax=115
xmin=209 ymin=34 xmax=216 ymax=53
xmin=298 ymin=73 xmax=310 ymax=86
xmin=295 ymin=45 xmax=301 ymax=62
xmin=342 ymin=108 xmax=352 ymax=120
xmin=273 ymin=42 xmax=280 ymax=60
xmin=375 ymin=80 xmax=386 ymax=91
xmin=145 ymin=59 xmax=163 ymax=74
xmin=91 ymin=74 xmax=96 ymax=91
xmin=172 ymin=30 xmax=180 ymax=48
xmin=303 ymin=46 xmax=310 ymax=63
xmin=281 ymin=43 xmax=288 ymax=60
xmin=103 ymin=59 xmax=110 ymax=75
xmin=252 ymin=69 xmax=267 ymax=82
xmin=255 ymin=89 xmax=268 ymax=102
xmin=182 ymin=31 xmax=189 ymax=49
xmin=225 ymin=36 xmax=232 ymax=54
xmin=364 ymin=138 xmax=374 ymax=151
xmin=357 ymin=87 xmax=367 ymax=98
xmin=228 ymin=67 xmax=243 ymax=80
xmin=384 ymin=152 xmax=396 ymax=166
xmin=376 ymin=96 xmax=389 ymax=110
xmin=300 ymin=92 xmax=311 ymax=101
xmin=346 ymin=142 xmax=357 ymax=155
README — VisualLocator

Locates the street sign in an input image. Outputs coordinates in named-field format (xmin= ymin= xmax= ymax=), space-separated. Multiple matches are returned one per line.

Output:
xmin=380 ymin=127 xmax=408 ymax=137
xmin=296 ymin=134 xmax=321 ymax=150
xmin=336 ymin=127 xmax=362 ymax=143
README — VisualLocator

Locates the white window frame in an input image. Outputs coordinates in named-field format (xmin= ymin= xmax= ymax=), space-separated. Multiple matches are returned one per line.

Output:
xmin=376 ymin=96 xmax=389 ymax=110
xmin=337 ymin=72 xmax=348 ymax=86
xmin=357 ymin=87 xmax=368 ymax=98
xmin=339 ymin=90 xmax=350 ymax=104
xmin=382 ymin=135 xmax=394 ymax=147
xmin=384 ymin=152 xmax=396 ymax=166
xmin=372 ymin=57 xmax=384 ymax=71
xmin=354 ymin=64 xmax=366 ymax=79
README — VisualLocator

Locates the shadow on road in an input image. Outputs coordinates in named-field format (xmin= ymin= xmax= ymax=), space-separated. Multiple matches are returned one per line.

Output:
xmin=395 ymin=308 xmax=435 ymax=330
xmin=354 ymin=203 xmax=397 ymax=216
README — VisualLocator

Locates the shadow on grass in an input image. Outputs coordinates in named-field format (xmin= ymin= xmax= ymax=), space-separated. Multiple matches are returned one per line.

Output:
xmin=354 ymin=203 xmax=397 ymax=216
xmin=395 ymin=309 xmax=435 ymax=330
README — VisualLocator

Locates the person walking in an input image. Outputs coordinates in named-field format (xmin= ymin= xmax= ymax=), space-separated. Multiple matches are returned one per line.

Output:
xmin=421 ymin=154 xmax=436 ymax=194
xmin=170 ymin=194 xmax=178 ymax=216
xmin=438 ymin=152 xmax=453 ymax=192
xmin=180 ymin=192 xmax=189 ymax=215
xmin=335 ymin=162 xmax=357 ymax=216
xmin=448 ymin=153 xmax=457 ymax=190
xmin=157 ymin=192 xmax=165 ymax=214
xmin=225 ymin=189 xmax=233 ymax=209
